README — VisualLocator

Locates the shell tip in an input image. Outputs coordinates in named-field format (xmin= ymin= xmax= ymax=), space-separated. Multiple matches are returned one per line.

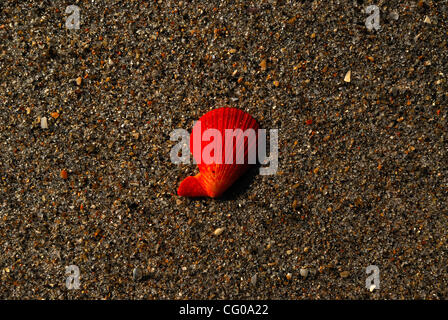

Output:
xmin=177 ymin=174 xmax=209 ymax=198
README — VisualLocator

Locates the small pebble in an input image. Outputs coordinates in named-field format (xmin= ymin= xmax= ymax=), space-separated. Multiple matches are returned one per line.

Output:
xmin=340 ymin=271 xmax=350 ymax=278
xmin=300 ymin=268 xmax=309 ymax=278
xmin=286 ymin=273 xmax=292 ymax=280
xmin=132 ymin=267 xmax=142 ymax=281
xmin=389 ymin=11 xmax=399 ymax=21
xmin=251 ymin=274 xmax=257 ymax=286
xmin=40 ymin=117 xmax=48 ymax=129
xmin=60 ymin=169 xmax=68 ymax=180
xmin=344 ymin=70 xmax=351 ymax=83
xmin=424 ymin=16 xmax=431 ymax=24
xmin=213 ymin=227 xmax=225 ymax=236
xmin=76 ymin=77 xmax=82 ymax=86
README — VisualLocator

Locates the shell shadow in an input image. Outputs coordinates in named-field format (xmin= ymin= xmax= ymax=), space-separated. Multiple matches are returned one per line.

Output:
xmin=175 ymin=164 xmax=261 ymax=202
xmin=217 ymin=164 xmax=260 ymax=201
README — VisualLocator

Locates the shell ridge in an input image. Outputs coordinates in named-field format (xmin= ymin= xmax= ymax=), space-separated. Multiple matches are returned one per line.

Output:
xmin=225 ymin=108 xmax=238 ymax=180
xmin=219 ymin=109 xmax=257 ymax=184
xmin=217 ymin=108 xmax=231 ymax=182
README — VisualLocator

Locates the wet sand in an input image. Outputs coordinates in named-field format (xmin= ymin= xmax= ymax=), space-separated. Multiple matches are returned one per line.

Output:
xmin=0 ymin=0 xmax=446 ymax=299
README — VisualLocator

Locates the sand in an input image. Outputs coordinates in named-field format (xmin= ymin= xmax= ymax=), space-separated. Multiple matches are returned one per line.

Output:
xmin=0 ymin=0 xmax=446 ymax=299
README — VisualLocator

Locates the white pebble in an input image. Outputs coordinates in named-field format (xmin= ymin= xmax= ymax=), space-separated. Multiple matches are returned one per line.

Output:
xmin=213 ymin=227 xmax=225 ymax=236
xmin=40 ymin=117 xmax=48 ymax=129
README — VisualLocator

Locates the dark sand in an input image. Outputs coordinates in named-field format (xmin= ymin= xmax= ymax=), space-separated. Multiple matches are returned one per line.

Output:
xmin=0 ymin=0 xmax=447 ymax=299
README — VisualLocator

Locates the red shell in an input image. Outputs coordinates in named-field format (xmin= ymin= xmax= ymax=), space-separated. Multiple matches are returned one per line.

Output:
xmin=178 ymin=107 xmax=260 ymax=198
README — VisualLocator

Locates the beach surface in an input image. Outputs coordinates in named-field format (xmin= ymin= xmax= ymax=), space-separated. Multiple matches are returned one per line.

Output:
xmin=0 ymin=0 xmax=447 ymax=299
